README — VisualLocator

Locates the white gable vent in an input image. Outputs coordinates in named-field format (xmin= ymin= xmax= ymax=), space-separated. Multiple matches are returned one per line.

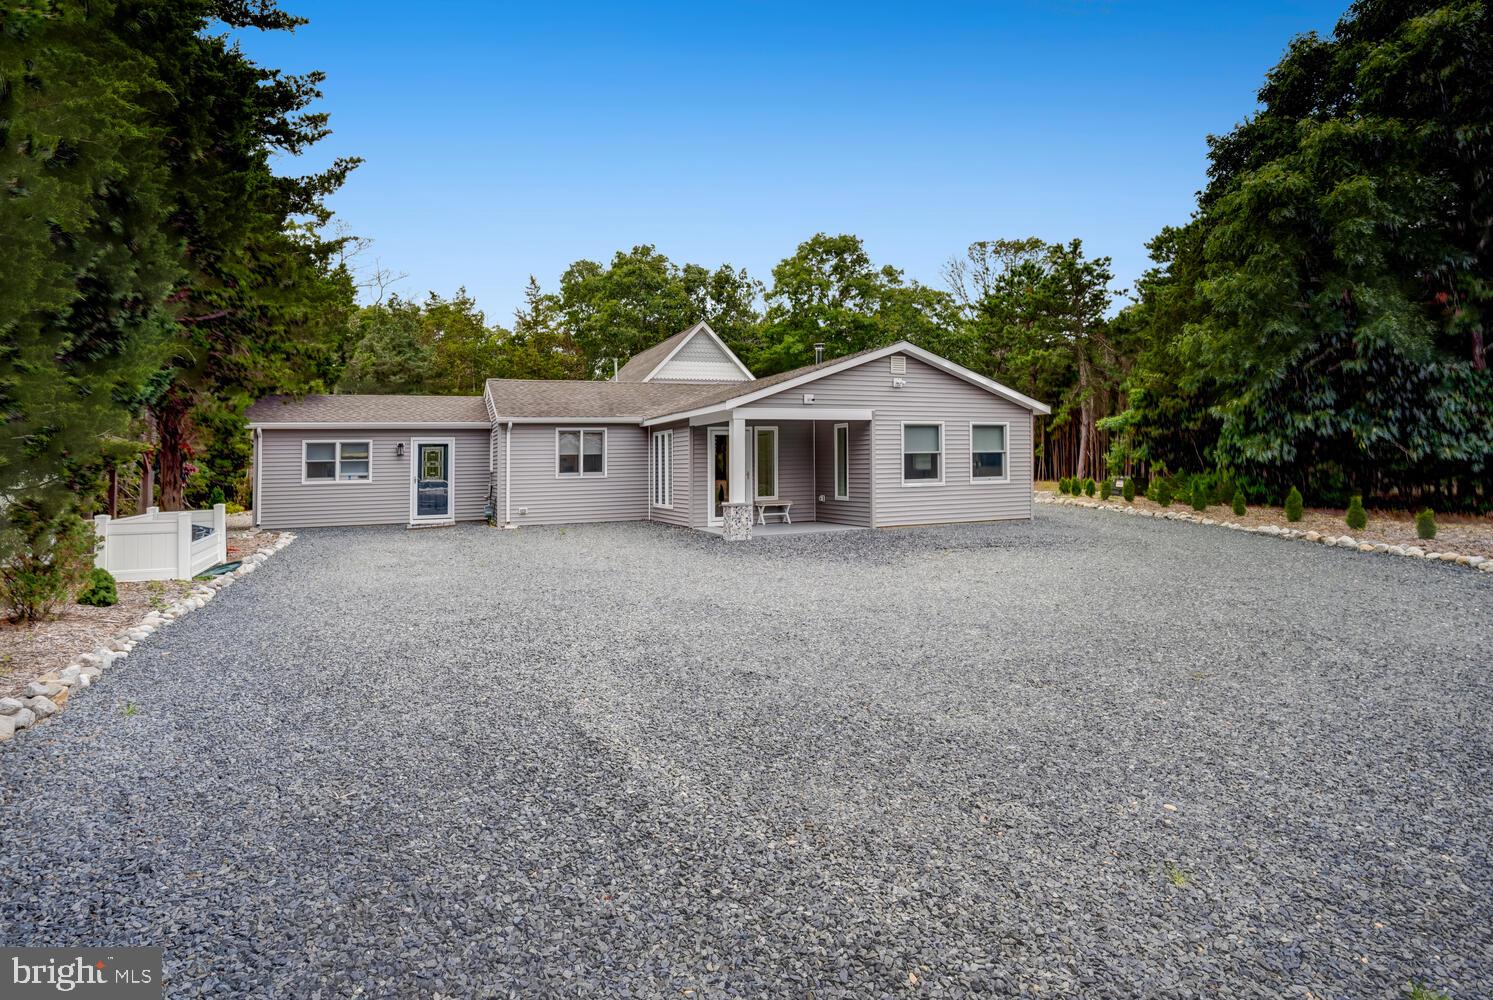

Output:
xmin=889 ymin=355 xmax=907 ymax=375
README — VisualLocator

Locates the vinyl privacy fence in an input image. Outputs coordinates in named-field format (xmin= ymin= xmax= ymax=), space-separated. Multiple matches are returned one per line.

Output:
xmin=93 ymin=504 xmax=228 ymax=582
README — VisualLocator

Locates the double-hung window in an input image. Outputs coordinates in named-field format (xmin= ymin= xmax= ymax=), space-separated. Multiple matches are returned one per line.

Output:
xmin=303 ymin=441 xmax=371 ymax=483
xmin=833 ymin=423 xmax=850 ymax=500
xmin=651 ymin=430 xmax=673 ymax=507
xmin=970 ymin=423 xmax=1008 ymax=481
xmin=557 ymin=429 xmax=606 ymax=477
xmin=902 ymin=423 xmax=943 ymax=485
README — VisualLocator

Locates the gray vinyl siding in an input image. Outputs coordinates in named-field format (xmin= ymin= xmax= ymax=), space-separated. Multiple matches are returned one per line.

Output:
xmin=502 ymin=423 xmax=648 ymax=526
xmin=813 ymin=420 xmax=872 ymax=526
xmin=687 ymin=421 xmax=818 ymax=524
xmin=756 ymin=352 xmax=1035 ymax=526
xmin=258 ymin=427 xmax=489 ymax=529
xmin=650 ymin=420 xmax=692 ymax=528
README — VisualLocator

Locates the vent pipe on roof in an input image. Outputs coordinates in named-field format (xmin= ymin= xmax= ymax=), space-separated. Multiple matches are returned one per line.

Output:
xmin=612 ymin=358 xmax=619 ymax=380
xmin=813 ymin=343 xmax=825 ymax=364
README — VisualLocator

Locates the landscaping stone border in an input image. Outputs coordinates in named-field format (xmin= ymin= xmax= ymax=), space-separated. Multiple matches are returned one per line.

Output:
xmin=1038 ymin=493 xmax=1493 ymax=573
xmin=0 ymin=532 xmax=295 ymax=744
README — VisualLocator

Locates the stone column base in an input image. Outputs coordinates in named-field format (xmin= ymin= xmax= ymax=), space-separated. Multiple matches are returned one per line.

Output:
xmin=720 ymin=502 xmax=754 ymax=541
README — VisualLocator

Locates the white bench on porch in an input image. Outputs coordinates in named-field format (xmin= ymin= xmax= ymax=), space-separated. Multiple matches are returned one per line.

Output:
xmin=756 ymin=501 xmax=792 ymax=525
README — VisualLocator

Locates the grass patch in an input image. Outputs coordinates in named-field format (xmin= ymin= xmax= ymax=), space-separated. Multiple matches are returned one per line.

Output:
xmin=1164 ymin=861 xmax=1192 ymax=888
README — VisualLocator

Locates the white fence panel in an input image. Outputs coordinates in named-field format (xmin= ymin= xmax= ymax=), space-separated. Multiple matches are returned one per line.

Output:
xmin=94 ymin=504 xmax=227 ymax=582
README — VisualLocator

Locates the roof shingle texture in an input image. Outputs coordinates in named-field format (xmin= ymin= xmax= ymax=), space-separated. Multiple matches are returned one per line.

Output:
xmin=612 ymin=324 xmax=700 ymax=382
xmin=484 ymin=379 xmax=721 ymax=419
xmin=246 ymin=394 xmax=489 ymax=424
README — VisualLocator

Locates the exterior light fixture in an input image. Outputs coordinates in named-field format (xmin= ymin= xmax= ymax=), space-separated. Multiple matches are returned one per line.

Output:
xmin=395 ymin=442 xmax=405 ymax=458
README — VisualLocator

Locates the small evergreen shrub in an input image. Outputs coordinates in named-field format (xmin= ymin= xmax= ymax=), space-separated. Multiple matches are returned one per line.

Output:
xmin=77 ymin=567 xmax=119 ymax=607
xmin=1231 ymin=488 xmax=1246 ymax=516
xmin=1057 ymin=477 xmax=1068 ymax=494
xmin=1190 ymin=476 xmax=1209 ymax=511
xmin=0 ymin=504 xmax=97 ymax=623
xmin=1212 ymin=474 xmax=1236 ymax=506
xmin=1099 ymin=479 xmax=1112 ymax=500
xmin=1083 ymin=477 xmax=1096 ymax=497
xmin=1345 ymin=495 xmax=1367 ymax=531
xmin=1416 ymin=508 xmax=1437 ymax=540
xmin=208 ymin=485 xmax=226 ymax=507
xmin=1284 ymin=487 xmax=1303 ymax=522
xmin=1155 ymin=479 xmax=1174 ymax=506
xmin=1122 ymin=477 xmax=1135 ymax=502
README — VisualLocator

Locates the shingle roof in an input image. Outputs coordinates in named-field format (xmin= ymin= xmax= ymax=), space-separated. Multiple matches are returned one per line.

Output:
xmin=612 ymin=323 xmax=702 ymax=382
xmin=484 ymin=379 xmax=722 ymax=419
xmin=245 ymin=394 xmax=489 ymax=425
xmin=641 ymin=344 xmax=890 ymax=418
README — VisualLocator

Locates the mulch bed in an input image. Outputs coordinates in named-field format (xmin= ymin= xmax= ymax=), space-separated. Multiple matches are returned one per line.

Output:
xmin=0 ymin=528 xmax=280 ymax=701
xmin=1037 ymin=488 xmax=1493 ymax=559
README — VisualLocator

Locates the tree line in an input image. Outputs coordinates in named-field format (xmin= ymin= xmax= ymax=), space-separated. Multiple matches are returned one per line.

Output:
xmin=1 ymin=0 xmax=1489 ymax=617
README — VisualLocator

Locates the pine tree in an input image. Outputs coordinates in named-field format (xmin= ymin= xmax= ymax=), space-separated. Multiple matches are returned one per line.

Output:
xmin=1345 ymin=495 xmax=1367 ymax=531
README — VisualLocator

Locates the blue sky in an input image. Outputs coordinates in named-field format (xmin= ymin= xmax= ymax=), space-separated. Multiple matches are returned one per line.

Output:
xmin=232 ymin=0 xmax=1346 ymax=324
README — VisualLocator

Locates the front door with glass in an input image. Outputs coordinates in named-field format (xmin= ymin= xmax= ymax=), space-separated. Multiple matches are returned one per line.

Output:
xmin=412 ymin=439 xmax=452 ymax=520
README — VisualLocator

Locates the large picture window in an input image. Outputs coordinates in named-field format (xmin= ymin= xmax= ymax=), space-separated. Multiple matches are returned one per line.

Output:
xmin=303 ymin=440 xmax=371 ymax=483
xmin=557 ymin=428 xmax=606 ymax=477
xmin=833 ymin=423 xmax=850 ymax=500
xmin=651 ymin=430 xmax=673 ymax=507
xmin=902 ymin=423 xmax=943 ymax=484
xmin=970 ymin=423 xmax=1008 ymax=481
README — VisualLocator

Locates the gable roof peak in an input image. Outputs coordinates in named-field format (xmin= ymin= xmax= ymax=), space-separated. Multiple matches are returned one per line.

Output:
xmin=612 ymin=321 xmax=753 ymax=383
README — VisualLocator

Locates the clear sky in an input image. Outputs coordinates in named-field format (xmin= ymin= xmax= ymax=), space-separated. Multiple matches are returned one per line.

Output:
xmin=231 ymin=0 xmax=1347 ymax=324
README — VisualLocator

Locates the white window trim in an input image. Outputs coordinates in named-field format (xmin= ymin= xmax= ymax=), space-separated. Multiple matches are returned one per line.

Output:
xmin=969 ymin=421 xmax=1012 ymax=484
xmin=900 ymin=421 xmax=945 ymax=487
xmin=555 ymin=427 xmax=608 ymax=478
xmin=409 ymin=436 xmax=456 ymax=522
xmin=833 ymin=422 xmax=850 ymax=501
xmin=651 ymin=429 xmax=673 ymax=508
xmin=752 ymin=425 xmax=779 ymax=501
xmin=301 ymin=439 xmax=373 ymax=485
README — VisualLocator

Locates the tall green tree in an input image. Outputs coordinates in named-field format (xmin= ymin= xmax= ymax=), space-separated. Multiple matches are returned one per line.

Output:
xmin=558 ymin=245 xmax=763 ymax=376
xmin=1121 ymin=0 xmax=1493 ymax=504
xmin=337 ymin=298 xmax=437 ymax=394
xmin=0 ymin=0 xmax=178 ymax=519
xmin=133 ymin=0 xmax=359 ymax=509
xmin=498 ymin=276 xmax=587 ymax=380
xmin=755 ymin=233 xmax=955 ymax=374
xmin=946 ymin=238 xmax=1119 ymax=477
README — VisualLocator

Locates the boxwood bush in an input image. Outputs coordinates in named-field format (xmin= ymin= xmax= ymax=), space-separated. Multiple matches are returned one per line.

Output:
xmin=1345 ymin=495 xmax=1367 ymax=530
xmin=1284 ymin=486 xmax=1304 ymax=522
xmin=77 ymin=567 xmax=119 ymax=607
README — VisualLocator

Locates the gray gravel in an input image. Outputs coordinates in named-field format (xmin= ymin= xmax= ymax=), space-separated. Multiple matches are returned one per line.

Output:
xmin=2 ymin=508 xmax=1491 ymax=999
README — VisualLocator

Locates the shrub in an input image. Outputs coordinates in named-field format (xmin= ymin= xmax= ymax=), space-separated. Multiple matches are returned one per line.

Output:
xmin=1345 ymin=495 xmax=1367 ymax=531
xmin=1099 ymin=479 xmax=1112 ymax=500
xmin=1231 ymin=488 xmax=1246 ymax=516
xmin=224 ymin=502 xmax=245 ymax=515
xmin=208 ymin=485 xmax=226 ymax=507
xmin=1063 ymin=477 xmax=1074 ymax=495
xmin=1212 ymin=474 xmax=1236 ymax=506
xmin=1416 ymin=508 xmax=1437 ymax=540
xmin=1083 ymin=477 xmax=1096 ymax=497
xmin=1155 ymin=479 xmax=1174 ymax=506
xmin=1284 ymin=487 xmax=1303 ymax=522
xmin=77 ymin=567 xmax=119 ymax=607
xmin=1122 ymin=477 xmax=1135 ymax=502
xmin=0 ymin=503 xmax=98 ymax=624
xmin=1190 ymin=476 xmax=1209 ymax=511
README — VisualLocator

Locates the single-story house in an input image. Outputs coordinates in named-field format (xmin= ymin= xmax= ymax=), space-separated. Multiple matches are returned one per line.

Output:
xmin=245 ymin=323 xmax=1050 ymax=539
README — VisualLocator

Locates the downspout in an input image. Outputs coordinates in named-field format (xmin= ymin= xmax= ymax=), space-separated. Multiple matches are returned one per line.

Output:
xmin=253 ymin=428 xmax=262 ymax=528
xmin=503 ymin=421 xmax=514 ymax=529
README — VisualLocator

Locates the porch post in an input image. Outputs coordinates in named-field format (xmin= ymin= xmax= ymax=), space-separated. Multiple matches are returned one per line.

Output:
xmin=728 ymin=414 xmax=747 ymax=505
xmin=721 ymin=413 xmax=753 ymax=540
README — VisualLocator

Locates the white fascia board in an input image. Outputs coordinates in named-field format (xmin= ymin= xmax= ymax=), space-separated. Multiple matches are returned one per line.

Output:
xmin=643 ymin=321 xmax=755 ymax=382
xmin=248 ymin=421 xmax=491 ymax=430
xmin=495 ymin=416 xmax=643 ymax=425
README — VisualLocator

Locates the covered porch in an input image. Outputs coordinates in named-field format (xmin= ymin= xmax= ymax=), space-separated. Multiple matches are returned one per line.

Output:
xmin=689 ymin=406 xmax=874 ymax=540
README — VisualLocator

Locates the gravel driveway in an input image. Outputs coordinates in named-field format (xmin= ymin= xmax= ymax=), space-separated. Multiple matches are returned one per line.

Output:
xmin=2 ymin=509 xmax=1490 ymax=999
